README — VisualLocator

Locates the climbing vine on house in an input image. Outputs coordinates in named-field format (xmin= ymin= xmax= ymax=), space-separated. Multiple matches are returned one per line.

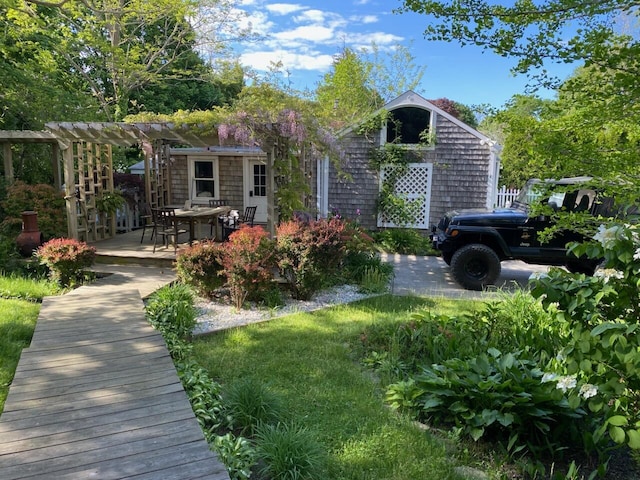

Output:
xmin=361 ymin=111 xmax=432 ymax=227
xmin=370 ymin=144 xmax=424 ymax=226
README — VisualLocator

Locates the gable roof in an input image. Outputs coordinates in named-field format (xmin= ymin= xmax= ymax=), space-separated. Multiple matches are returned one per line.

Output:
xmin=386 ymin=91 xmax=496 ymax=144
xmin=340 ymin=90 xmax=499 ymax=149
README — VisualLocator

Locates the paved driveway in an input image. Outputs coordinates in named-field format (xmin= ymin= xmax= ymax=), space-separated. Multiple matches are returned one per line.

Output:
xmin=380 ymin=253 xmax=550 ymax=299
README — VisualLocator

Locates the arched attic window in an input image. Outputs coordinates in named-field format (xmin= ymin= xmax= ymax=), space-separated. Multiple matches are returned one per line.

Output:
xmin=386 ymin=106 xmax=432 ymax=144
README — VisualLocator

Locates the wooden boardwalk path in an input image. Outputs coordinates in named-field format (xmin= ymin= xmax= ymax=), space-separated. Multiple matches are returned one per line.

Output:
xmin=0 ymin=270 xmax=229 ymax=479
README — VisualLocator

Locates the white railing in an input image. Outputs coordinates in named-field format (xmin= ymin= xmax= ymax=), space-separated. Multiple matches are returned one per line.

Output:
xmin=116 ymin=203 xmax=141 ymax=232
xmin=495 ymin=186 xmax=520 ymax=208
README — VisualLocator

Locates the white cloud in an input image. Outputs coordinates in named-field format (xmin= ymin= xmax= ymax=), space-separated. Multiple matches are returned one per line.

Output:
xmin=274 ymin=25 xmax=335 ymax=42
xmin=353 ymin=15 xmax=378 ymax=24
xmin=238 ymin=10 xmax=274 ymax=36
xmin=293 ymin=9 xmax=326 ymax=24
xmin=240 ymin=50 xmax=334 ymax=71
xmin=266 ymin=3 xmax=306 ymax=15
xmin=348 ymin=31 xmax=404 ymax=46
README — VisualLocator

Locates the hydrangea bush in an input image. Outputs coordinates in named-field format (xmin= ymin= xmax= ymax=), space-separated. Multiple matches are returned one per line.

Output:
xmin=531 ymin=222 xmax=640 ymax=451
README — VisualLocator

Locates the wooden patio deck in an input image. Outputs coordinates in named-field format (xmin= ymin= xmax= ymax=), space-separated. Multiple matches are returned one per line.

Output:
xmin=0 ymin=280 xmax=229 ymax=478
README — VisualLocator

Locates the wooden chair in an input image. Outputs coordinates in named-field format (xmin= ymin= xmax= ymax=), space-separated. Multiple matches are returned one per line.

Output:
xmin=153 ymin=208 xmax=188 ymax=253
xmin=139 ymin=202 xmax=159 ymax=243
xmin=208 ymin=199 xmax=228 ymax=237
xmin=222 ymin=206 xmax=257 ymax=241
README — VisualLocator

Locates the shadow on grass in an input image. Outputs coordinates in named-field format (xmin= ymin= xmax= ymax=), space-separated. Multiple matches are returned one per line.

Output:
xmin=191 ymin=294 xmax=475 ymax=479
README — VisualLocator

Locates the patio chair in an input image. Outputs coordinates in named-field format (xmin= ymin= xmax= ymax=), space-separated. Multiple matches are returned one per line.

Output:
xmin=139 ymin=203 xmax=159 ymax=243
xmin=208 ymin=199 xmax=228 ymax=237
xmin=222 ymin=206 xmax=257 ymax=241
xmin=153 ymin=208 xmax=189 ymax=253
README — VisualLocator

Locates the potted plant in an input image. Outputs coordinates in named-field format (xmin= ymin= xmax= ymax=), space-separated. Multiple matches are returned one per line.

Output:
xmin=95 ymin=190 xmax=126 ymax=217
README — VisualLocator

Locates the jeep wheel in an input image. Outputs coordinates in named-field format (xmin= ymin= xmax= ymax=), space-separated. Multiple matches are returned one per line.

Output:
xmin=450 ymin=244 xmax=501 ymax=291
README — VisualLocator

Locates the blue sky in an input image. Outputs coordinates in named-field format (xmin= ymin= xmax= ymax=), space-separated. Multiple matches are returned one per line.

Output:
xmin=232 ymin=0 xmax=579 ymax=108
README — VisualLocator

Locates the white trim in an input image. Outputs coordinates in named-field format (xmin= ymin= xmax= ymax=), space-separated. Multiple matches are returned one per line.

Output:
xmin=317 ymin=156 xmax=329 ymax=218
xmin=380 ymin=106 xmax=437 ymax=149
xmin=188 ymin=155 xmax=219 ymax=205
xmin=339 ymin=90 xmax=497 ymax=145
xmin=243 ymin=156 xmax=268 ymax=224
xmin=377 ymin=162 xmax=433 ymax=229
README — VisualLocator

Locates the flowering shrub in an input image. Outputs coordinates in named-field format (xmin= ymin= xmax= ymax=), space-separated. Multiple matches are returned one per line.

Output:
xmin=176 ymin=241 xmax=225 ymax=298
xmin=276 ymin=218 xmax=346 ymax=300
xmin=36 ymin=238 xmax=96 ymax=286
xmin=218 ymin=226 xmax=276 ymax=309
xmin=531 ymin=222 xmax=640 ymax=452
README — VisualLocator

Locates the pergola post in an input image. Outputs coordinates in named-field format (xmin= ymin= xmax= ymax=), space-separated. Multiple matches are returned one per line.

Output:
xmin=62 ymin=145 xmax=78 ymax=240
xmin=3 ymin=142 xmax=14 ymax=185
xmin=266 ymin=146 xmax=277 ymax=236
xmin=52 ymin=142 xmax=62 ymax=190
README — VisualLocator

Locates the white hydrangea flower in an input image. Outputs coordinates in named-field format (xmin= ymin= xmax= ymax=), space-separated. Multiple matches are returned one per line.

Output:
xmin=593 ymin=225 xmax=620 ymax=250
xmin=579 ymin=383 xmax=598 ymax=399
xmin=556 ymin=375 xmax=577 ymax=393
xmin=633 ymin=248 xmax=640 ymax=261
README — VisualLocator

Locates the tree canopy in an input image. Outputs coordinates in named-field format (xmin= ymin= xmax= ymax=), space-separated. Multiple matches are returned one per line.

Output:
xmin=397 ymin=0 xmax=640 ymax=91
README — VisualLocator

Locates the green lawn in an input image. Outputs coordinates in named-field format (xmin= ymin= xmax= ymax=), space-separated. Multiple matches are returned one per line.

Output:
xmin=0 ymin=299 xmax=40 ymax=412
xmin=0 ymin=274 xmax=60 ymax=414
xmin=192 ymin=294 xmax=486 ymax=480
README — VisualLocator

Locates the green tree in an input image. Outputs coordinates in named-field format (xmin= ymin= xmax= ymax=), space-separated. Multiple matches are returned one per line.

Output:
xmin=6 ymin=0 xmax=251 ymax=121
xmin=397 ymin=0 xmax=639 ymax=92
xmin=315 ymin=47 xmax=383 ymax=129
xmin=365 ymin=42 xmax=426 ymax=102
xmin=479 ymin=95 xmax=555 ymax=187
xmin=315 ymin=44 xmax=426 ymax=130
xmin=429 ymin=98 xmax=478 ymax=128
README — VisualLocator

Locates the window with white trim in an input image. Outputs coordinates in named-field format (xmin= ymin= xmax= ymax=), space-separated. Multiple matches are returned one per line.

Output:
xmin=385 ymin=107 xmax=433 ymax=145
xmin=189 ymin=157 xmax=219 ymax=203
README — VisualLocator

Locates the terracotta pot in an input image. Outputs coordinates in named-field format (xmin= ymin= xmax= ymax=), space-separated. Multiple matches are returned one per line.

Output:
xmin=16 ymin=211 xmax=44 ymax=257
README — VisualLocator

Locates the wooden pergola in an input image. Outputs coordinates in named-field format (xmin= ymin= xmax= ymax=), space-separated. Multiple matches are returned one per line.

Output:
xmin=1 ymin=121 xmax=293 ymax=240
xmin=1 ymin=122 xmax=217 ymax=241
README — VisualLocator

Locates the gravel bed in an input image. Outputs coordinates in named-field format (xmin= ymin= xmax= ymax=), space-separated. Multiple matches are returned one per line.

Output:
xmin=193 ymin=284 xmax=378 ymax=335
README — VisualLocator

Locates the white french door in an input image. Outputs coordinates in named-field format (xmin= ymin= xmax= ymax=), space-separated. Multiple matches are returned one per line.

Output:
xmin=244 ymin=157 xmax=268 ymax=224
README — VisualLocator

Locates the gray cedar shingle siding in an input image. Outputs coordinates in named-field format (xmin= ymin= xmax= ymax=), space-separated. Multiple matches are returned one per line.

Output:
xmin=329 ymin=132 xmax=380 ymax=229
xmin=169 ymin=154 xmax=248 ymax=211
xmin=218 ymin=155 xmax=246 ymax=211
xmin=429 ymin=113 xmax=492 ymax=224
xmin=328 ymin=111 xmax=493 ymax=231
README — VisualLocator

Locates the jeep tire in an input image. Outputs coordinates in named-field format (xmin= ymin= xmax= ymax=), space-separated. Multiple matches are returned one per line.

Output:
xmin=450 ymin=244 xmax=501 ymax=291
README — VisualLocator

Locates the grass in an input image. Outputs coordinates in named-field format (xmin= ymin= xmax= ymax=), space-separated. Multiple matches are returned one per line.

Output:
xmin=0 ymin=273 xmax=58 ymax=414
xmin=192 ymin=294 xmax=485 ymax=480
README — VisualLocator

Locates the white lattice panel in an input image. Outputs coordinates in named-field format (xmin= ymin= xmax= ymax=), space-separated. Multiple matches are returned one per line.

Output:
xmin=378 ymin=163 xmax=432 ymax=229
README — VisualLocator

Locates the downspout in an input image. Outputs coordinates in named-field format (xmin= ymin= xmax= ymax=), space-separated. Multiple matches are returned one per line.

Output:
xmin=317 ymin=156 xmax=329 ymax=218
xmin=483 ymin=140 xmax=500 ymax=209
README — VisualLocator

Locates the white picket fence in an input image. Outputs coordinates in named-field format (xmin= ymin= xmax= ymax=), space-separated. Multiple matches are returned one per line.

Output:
xmin=116 ymin=203 xmax=142 ymax=232
xmin=495 ymin=186 xmax=520 ymax=208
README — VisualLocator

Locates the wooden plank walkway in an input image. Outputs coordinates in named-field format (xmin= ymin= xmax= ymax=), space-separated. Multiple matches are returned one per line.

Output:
xmin=0 ymin=283 xmax=229 ymax=479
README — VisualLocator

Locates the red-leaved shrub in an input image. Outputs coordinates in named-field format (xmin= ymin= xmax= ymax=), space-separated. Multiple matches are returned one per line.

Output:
xmin=218 ymin=225 xmax=276 ymax=309
xmin=36 ymin=238 xmax=96 ymax=286
xmin=276 ymin=217 xmax=346 ymax=300
xmin=176 ymin=241 xmax=225 ymax=298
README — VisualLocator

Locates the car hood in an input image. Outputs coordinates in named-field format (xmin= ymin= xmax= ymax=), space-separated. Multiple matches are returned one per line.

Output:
xmin=446 ymin=207 xmax=529 ymax=227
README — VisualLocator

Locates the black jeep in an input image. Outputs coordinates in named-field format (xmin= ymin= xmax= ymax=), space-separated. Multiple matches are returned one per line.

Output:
xmin=431 ymin=177 xmax=603 ymax=290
